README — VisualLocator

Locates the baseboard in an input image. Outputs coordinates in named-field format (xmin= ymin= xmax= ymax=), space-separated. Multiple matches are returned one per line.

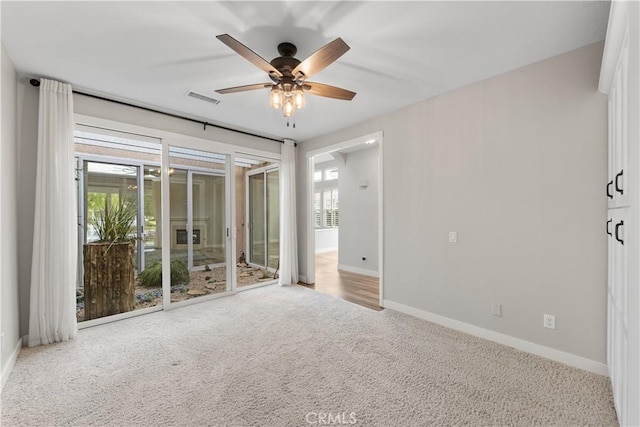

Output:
xmin=338 ymin=264 xmax=379 ymax=278
xmin=1 ymin=337 xmax=22 ymax=392
xmin=383 ymin=299 xmax=608 ymax=376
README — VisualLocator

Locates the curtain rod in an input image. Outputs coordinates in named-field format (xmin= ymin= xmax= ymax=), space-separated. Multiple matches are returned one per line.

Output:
xmin=29 ymin=79 xmax=289 ymax=145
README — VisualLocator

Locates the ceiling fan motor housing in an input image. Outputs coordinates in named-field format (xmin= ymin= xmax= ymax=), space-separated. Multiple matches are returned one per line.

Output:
xmin=270 ymin=57 xmax=301 ymax=76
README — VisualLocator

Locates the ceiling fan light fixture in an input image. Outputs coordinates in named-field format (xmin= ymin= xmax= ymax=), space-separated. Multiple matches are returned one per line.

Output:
xmin=293 ymin=86 xmax=305 ymax=109
xmin=282 ymin=82 xmax=293 ymax=97
xmin=282 ymin=97 xmax=295 ymax=117
xmin=215 ymin=34 xmax=356 ymax=123
xmin=270 ymin=86 xmax=283 ymax=109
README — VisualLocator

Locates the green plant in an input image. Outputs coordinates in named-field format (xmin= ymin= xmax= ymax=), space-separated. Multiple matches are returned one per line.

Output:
xmin=92 ymin=197 xmax=137 ymax=243
xmin=170 ymin=260 xmax=190 ymax=285
xmin=142 ymin=293 xmax=154 ymax=303
xmin=138 ymin=260 xmax=190 ymax=288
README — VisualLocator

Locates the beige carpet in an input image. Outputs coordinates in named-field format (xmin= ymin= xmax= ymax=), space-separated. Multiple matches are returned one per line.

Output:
xmin=1 ymin=285 xmax=617 ymax=426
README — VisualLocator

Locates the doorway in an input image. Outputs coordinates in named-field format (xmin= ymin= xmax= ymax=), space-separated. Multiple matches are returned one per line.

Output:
xmin=304 ymin=131 xmax=384 ymax=310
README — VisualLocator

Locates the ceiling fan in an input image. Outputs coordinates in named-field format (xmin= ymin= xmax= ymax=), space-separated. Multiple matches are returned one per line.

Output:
xmin=215 ymin=34 xmax=356 ymax=120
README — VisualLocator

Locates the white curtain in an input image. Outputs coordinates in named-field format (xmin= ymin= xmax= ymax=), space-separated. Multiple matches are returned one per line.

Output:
xmin=279 ymin=139 xmax=299 ymax=285
xmin=28 ymin=79 xmax=77 ymax=347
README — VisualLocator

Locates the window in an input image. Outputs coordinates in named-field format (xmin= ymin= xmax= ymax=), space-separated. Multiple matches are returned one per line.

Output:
xmin=315 ymin=188 xmax=339 ymax=228
xmin=314 ymin=191 xmax=322 ymax=227
xmin=324 ymin=167 xmax=339 ymax=181
xmin=314 ymin=163 xmax=339 ymax=228
xmin=314 ymin=165 xmax=338 ymax=183
xmin=324 ymin=189 xmax=339 ymax=228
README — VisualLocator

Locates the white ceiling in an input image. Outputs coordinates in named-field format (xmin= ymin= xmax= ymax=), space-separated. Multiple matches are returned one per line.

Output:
xmin=1 ymin=1 xmax=610 ymax=142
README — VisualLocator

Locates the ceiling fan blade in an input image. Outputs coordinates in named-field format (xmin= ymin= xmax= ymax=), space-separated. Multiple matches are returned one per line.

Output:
xmin=216 ymin=34 xmax=282 ymax=78
xmin=303 ymin=82 xmax=356 ymax=100
xmin=292 ymin=38 xmax=350 ymax=80
xmin=216 ymin=83 xmax=272 ymax=94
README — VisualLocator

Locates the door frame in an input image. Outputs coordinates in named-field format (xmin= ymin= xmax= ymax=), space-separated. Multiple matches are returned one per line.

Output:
xmin=305 ymin=131 xmax=384 ymax=307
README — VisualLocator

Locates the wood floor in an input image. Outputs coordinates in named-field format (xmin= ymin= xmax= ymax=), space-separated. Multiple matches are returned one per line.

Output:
xmin=300 ymin=251 xmax=382 ymax=311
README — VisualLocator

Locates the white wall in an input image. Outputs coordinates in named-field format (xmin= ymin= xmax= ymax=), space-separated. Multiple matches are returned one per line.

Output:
xmin=74 ymin=94 xmax=281 ymax=155
xmin=15 ymin=85 xmax=283 ymax=337
xmin=297 ymin=42 xmax=608 ymax=365
xmin=1 ymin=44 xmax=22 ymax=389
xmin=315 ymin=229 xmax=338 ymax=253
xmin=338 ymin=146 xmax=378 ymax=275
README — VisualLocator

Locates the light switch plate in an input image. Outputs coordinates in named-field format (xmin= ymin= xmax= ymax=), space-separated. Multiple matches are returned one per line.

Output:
xmin=492 ymin=303 xmax=502 ymax=317
xmin=449 ymin=231 xmax=457 ymax=243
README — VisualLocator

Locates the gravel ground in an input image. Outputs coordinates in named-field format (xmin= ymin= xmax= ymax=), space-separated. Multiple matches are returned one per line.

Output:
xmin=76 ymin=264 xmax=275 ymax=321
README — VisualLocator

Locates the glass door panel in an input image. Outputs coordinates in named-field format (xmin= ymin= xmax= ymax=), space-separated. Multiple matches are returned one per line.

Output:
xmin=249 ymin=173 xmax=266 ymax=266
xmin=192 ymin=173 xmax=226 ymax=269
xmin=237 ymin=156 xmax=279 ymax=288
xmin=169 ymin=146 xmax=229 ymax=302
xmin=169 ymin=168 xmax=189 ymax=270
xmin=143 ymin=166 xmax=162 ymax=269
xmin=266 ymin=169 xmax=280 ymax=269
xmin=74 ymin=126 xmax=163 ymax=324
xmin=79 ymin=160 xmax=145 ymax=322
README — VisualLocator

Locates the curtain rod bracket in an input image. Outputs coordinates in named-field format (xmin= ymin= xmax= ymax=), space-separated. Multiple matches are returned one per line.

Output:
xmin=204 ymin=122 xmax=208 ymax=131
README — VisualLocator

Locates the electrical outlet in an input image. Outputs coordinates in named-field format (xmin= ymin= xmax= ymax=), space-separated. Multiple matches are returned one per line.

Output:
xmin=491 ymin=303 xmax=502 ymax=317
xmin=543 ymin=314 xmax=556 ymax=329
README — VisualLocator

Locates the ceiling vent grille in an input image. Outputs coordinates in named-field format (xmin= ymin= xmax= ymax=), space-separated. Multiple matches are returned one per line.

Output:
xmin=187 ymin=91 xmax=221 ymax=105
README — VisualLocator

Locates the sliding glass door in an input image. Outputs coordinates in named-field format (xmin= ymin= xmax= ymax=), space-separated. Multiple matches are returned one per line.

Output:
xmin=168 ymin=146 xmax=230 ymax=301
xmin=249 ymin=172 xmax=266 ymax=266
xmin=233 ymin=158 xmax=280 ymax=288
xmin=247 ymin=167 xmax=279 ymax=269
xmin=75 ymin=125 xmax=164 ymax=323
xmin=143 ymin=166 xmax=162 ymax=270
xmin=73 ymin=123 xmax=282 ymax=325
xmin=192 ymin=172 xmax=226 ymax=269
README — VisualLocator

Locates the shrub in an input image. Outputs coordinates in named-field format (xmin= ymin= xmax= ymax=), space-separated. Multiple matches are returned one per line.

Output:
xmin=139 ymin=260 xmax=190 ymax=288
xmin=91 ymin=198 xmax=137 ymax=243
xmin=170 ymin=260 xmax=190 ymax=286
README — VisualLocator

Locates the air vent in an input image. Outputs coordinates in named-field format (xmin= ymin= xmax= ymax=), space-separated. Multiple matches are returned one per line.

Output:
xmin=187 ymin=91 xmax=221 ymax=105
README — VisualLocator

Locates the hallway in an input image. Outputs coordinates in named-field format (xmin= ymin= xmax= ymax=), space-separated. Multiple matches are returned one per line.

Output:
xmin=301 ymin=251 xmax=381 ymax=311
